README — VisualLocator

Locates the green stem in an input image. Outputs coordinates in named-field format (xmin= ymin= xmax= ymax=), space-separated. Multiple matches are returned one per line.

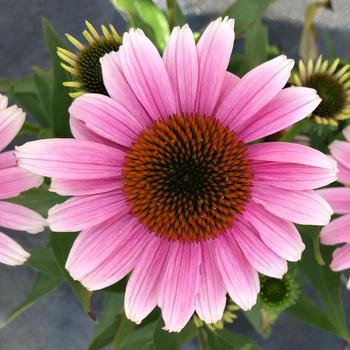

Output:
xmin=312 ymin=232 xmax=325 ymax=266
xmin=279 ymin=120 xmax=306 ymax=142
xmin=198 ymin=328 xmax=209 ymax=350
xmin=166 ymin=0 xmax=176 ymax=29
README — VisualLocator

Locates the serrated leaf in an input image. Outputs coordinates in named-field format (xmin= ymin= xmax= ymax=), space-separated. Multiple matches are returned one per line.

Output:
xmin=111 ymin=0 xmax=170 ymax=51
xmin=0 ymin=273 xmax=61 ymax=329
xmin=223 ymin=0 xmax=275 ymax=37
xmin=42 ymin=18 xmax=72 ymax=137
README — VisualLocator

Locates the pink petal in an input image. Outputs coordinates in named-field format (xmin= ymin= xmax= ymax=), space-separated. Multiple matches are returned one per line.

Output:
xmin=215 ymin=72 xmax=240 ymax=108
xmin=215 ymin=233 xmax=259 ymax=310
xmin=318 ymin=188 xmax=350 ymax=214
xmin=50 ymin=177 xmax=122 ymax=196
xmin=252 ymin=183 xmax=333 ymax=225
xmin=0 ymin=166 xmax=43 ymax=199
xmin=158 ymin=242 xmax=201 ymax=332
xmin=119 ymin=29 xmax=176 ymax=120
xmin=195 ymin=17 xmax=235 ymax=116
xmin=67 ymin=214 xmax=151 ymax=290
xmin=0 ymin=151 xmax=17 ymax=169
xmin=16 ymin=139 xmax=125 ymax=180
xmin=330 ymin=243 xmax=350 ymax=271
xmin=233 ymin=221 xmax=288 ymax=278
xmin=0 ymin=104 xmax=25 ymax=152
xmin=195 ymin=240 xmax=226 ymax=324
xmin=0 ymin=201 xmax=46 ymax=233
xmin=0 ymin=231 xmax=30 ymax=266
xmin=320 ymin=214 xmax=350 ymax=245
xmin=48 ymin=191 xmax=127 ymax=232
xmin=248 ymin=142 xmax=337 ymax=171
xmin=0 ymin=94 xmax=8 ymax=111
xmin=100 ymin=51 xmax=151 ymax=125
xmin=251 ymin=160 xmax=337 ymax=190
xmin=125 ymin=236 xmax=170 ymax=324
xmin=337 ymin=161 xmax=350 ymax=186
xmin=237 ymin=87 xmax=321 ymax=142
xmin=70 ymin=116 xmax=115 ymax=146
xmin=330 ymin=141 xmax=350 ymax=169
xmin=215 ymin=56 xmax=294 ymax=128
xmin=244 ymin=202 xmax=304 ymax=262
xmin=163 ymin=24 xmax=198 ymax=115
xmin=70 ymin=93 xmax=145 ymax=148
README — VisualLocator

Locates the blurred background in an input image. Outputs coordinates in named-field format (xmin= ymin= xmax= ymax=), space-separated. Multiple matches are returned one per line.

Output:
xmin=0 ymin=1 xmax=350 ymax=349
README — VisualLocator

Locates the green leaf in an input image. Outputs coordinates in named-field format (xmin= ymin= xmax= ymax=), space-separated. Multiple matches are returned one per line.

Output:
xmin=166 ymin=0 xmax=186 ymax=29
xmin=87 ymin=292 xmax=124 ymax=350
xmin=288 ymin=292 xmax=339 ymax=336
xmin=27 ymin=247 xmax=64 ymax=277
xmin=42 ymin=18 xmax=72 ymax=137
xmin=112 ymin=315 xmax=135 ymax=349
xmin=49 ymin=232 xmax=93 ymax=314
xmin=111 ymin=0 xmax=170 ymax=51
xmin=8 ymin=183 xmax=65 ymax=217
xmin=0 ymin=77 xmax=12 ymax=93
xmin=0 ymin=273 xmax=61 ymax=328
xmin=121 ymin=322 xmax=158 ymax=350
xmin=206 ymin=328 xmax=261 ymax=350
xmin=34 ymin=71 xmax=53 ymax=121
xmin=241 ymin=20 xmax=268 ymax=74
xmin=153 ymin=319 xmax=180 ymax=350
xmin=298 ymin=227 xmax=350 ymax=341
xmin=223 ymin=0 xmax=275 ymax=37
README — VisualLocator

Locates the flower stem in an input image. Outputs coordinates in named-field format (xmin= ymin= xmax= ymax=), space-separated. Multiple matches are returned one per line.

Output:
xmin=198 ymin=328 xmax=209 ymax=350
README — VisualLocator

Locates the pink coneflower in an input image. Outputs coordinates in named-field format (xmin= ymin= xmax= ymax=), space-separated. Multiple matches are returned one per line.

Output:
xmin=0 ymin=94 xmax=46 ymax=266
xmin=16 ymin=18 xmax=337 ymax=331
xmin=319 ymin=126 xmax=350 ymax=287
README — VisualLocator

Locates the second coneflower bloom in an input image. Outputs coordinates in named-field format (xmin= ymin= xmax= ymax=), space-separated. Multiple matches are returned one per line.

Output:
xmin=17 ymin=18 xmax=336 ymax=332
xmin=292 ymin=56 xmax=350 ymax=126
xmin=57 ymin=20 xmax=122 ymax=98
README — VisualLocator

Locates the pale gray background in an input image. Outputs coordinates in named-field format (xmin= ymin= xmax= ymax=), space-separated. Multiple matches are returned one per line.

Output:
xmin=0 ymin=1 xmax=350 ymax=349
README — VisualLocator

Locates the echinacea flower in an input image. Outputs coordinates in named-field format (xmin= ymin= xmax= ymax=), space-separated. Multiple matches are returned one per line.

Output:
xmin=319 ymin=126 xmax=350 ymax=286
xmin=58 ymin=20 xmax=122 ymax=98
xmin=17 ymin=18 xmax=337 ymax=331
xmin=292 ymin=55 xmax=350 ymax=126
xmin=0 ymin=94 xmax=46 ymax=266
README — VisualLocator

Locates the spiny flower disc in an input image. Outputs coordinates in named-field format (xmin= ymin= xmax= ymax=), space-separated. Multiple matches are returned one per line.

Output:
xmin=122 ymin=114 xmax=253 ymax=242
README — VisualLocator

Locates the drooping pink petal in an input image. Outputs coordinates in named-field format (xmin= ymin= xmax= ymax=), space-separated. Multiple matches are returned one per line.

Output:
xmin=0 ymin=232 xmax=30 ymax=266
xmin=330 ymin=141 xmax=350 ymax=168
xmin=318 ymin=188 xmax=350 ymax=214
xmin=16 ymin=139 xmax=125 ymax=180
xmin=215 ymin=56 xmax=294 ymax=129
xmin=337 ymin=161 xmax=350 ymax=186
xmin=100 ymin=51 xmax=151 ymax=125
xmin=252 ymin=183 xmax=333 ymax=225
xmin=70 ymin=116 xmax=115 ymax=146
xmin=0 ymin=102 xmax=25 ymax=152
xmin=251 ymin=160 xmax=337 ymax=190
xmin=50 ymin=177 xmax=122 ymax=196
xmin=320 ymin=214 xmax=350 ymax=245
xmin=70 ymin=93 xmax=145 ymax=148
xmin=195 ymin=17 xmax=235 ymax=116
xmin=330 ymin=243 xmax=350 ymax=271
xmin=125 ymin=236 xmax=170 ymax=324
xmin=244 ymin=202 xmax=304 ymax=261
xmin=118 ymin=29 xmax=176 ymax=120
xmin=0 ymin=166 xmax=43 ymax=199
xmin=163 ymin=24 xmax=198 ymax=115
xmin=0 ymin=151 xmax=17 ymax=169
xmin=158 ymin=242 xmax=201 ymax=332
xmin=67 ymin=214 xmax=151 ymax=290
xmin=247 ymin=142 xmax=337 ymax=171
xmin=233 ymin=221 xmax=288 ymax=278
xmin=48 ymin=191 xmax=127 ymax=232
xmin=237 ymin=87 xmax=321 ymax=142
xmin=215 ymin=233 xmax=259 ymax=310
xmin=195 ymin=240 xmax=226 ymax=324
xmin=0 ymin=201 xmax=46 ymax=233
xmin=0 ymin=94 xmax=8 ymax=111
xmin=215 ymin=72 xmax=240 ymax=108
